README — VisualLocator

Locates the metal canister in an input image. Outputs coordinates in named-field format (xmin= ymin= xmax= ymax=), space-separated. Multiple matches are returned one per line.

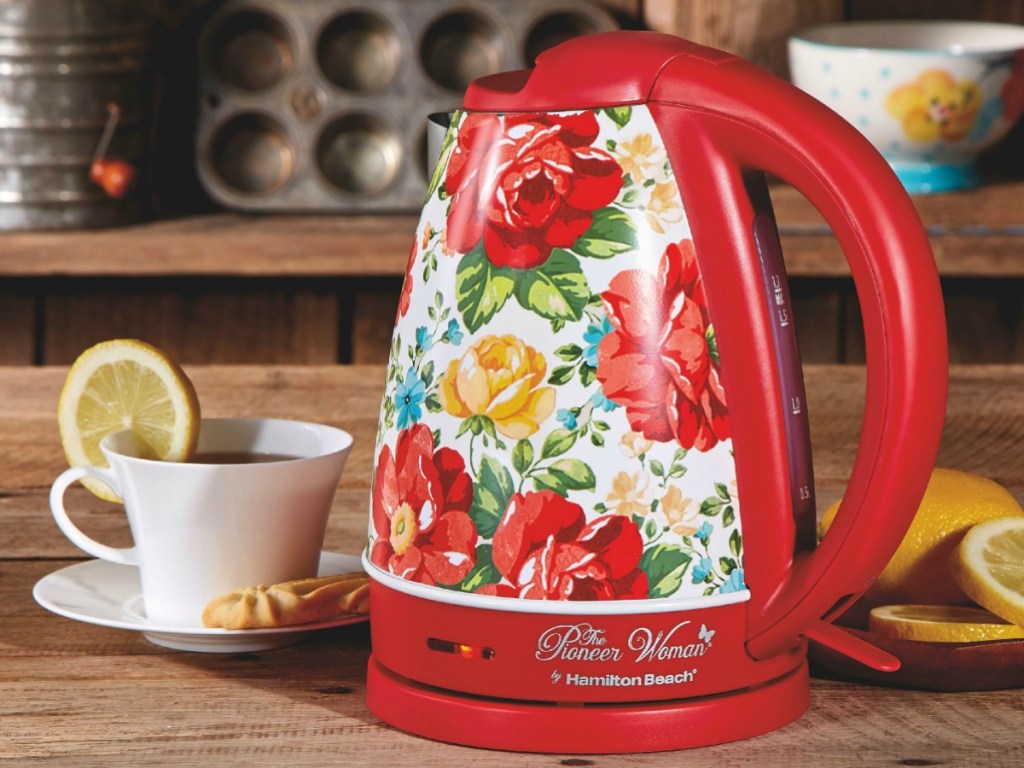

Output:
xmin=0 ymin=0 xmax=155 ymax=230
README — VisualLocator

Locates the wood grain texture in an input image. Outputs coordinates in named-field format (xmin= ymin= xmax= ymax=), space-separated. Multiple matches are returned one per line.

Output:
xmin=351 ymin=289 xmax=401 ymax=365
xmin=0 ymin=292 xmax=35 ymax=364
xmin=944 ymin=284 xmax=1024 ymax=364
xmin=3 ymin=365 xmax=1024 ymax=764
xmin=850 ymin=0 xmax=1024 ymax=22
xmin=4 ymin=365 xmax=1024 ymax=555
xmin=41 ymin=288 xmax=339 ymax=365
xmin=781 ymin=234 xmax=1024 ymax=278
xmin=0 ymin=214 xmax=417 ymax=277
xmin=0 ymin=183 xmax=1022 ymax=279
xmin=791 ymin=281 xmax=843 ymax=362
xmin=644 ymin=0 xmax=844 ymax=75
xmin=771 ymin=180 xmax=1024 ymax=232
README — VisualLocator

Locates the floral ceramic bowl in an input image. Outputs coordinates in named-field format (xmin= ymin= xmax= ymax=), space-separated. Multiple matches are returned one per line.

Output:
xmin=789 ymin=20 xmax=1024 ymax=193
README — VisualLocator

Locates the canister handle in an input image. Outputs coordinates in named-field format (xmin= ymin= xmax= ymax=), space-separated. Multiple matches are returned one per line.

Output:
xmin=652 ymin=53 xmax=948 ymax=660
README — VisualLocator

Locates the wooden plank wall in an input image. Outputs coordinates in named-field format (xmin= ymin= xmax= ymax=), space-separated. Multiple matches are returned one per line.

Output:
xmin=2 ymin=0 xmax=1023 ymax=367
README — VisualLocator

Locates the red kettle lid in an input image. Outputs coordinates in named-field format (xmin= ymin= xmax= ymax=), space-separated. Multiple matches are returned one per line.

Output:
xmin=465 ymin=31 xmax=736 ymax=112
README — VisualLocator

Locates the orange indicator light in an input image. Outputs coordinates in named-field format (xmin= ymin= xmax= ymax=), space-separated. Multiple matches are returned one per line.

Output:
xmin=427 ymin=638 xmax=495 ymax=660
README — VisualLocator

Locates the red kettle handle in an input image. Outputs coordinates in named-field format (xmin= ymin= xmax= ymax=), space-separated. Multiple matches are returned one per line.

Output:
xmin=652 ymin=54 xmax=948 ymax=658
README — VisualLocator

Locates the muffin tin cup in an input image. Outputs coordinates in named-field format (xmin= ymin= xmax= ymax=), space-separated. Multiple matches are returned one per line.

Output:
xmin=197 ymin=0 xmax=617 ymax=213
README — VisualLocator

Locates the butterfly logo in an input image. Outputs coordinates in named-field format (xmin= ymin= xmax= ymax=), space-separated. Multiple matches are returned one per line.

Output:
xmin=698 ymin=624 xmax=716 ymax=645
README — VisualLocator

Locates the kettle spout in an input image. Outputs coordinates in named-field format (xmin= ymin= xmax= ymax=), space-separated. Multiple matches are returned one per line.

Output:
xmin=426 ymin=112 xmax=455 ymax=181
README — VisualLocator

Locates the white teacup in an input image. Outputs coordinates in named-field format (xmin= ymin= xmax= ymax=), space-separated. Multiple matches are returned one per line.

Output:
xmin=50 ymin=417 xmax=353 ymax=626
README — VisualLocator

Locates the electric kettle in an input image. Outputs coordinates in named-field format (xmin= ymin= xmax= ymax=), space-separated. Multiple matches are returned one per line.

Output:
xmin=363 ymin=31 xmax=948 ymax=753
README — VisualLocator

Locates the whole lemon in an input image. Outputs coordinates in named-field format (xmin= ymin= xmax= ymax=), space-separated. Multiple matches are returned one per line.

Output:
xmin=820 ymin=468 xmax=1024 ymax=617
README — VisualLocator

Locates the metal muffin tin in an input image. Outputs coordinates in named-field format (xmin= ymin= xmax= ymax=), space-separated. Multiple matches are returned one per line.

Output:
xmin=196 ymin=0 xmax=617 ymax=213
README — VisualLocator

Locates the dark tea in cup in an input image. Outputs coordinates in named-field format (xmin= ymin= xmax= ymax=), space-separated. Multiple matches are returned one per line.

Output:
xmin=188 ymin=451 xmax=301 ymax=464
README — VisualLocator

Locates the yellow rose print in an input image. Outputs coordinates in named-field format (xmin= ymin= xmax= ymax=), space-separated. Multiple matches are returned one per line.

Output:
xmin=606 ymin=470 xmax=652 ymax=518
xmin=643 ymin=182 xmax=684 ymax=235
xmin=614 ymin=132 xmax=668 ymax=183
xmin=439 ymin=334 xmax=555 ymax=439
xmin=885 ymin=69 xmax=981 ymax=142
xmin=661 ymin=485 xmax=698 ymax=536
xmin=620 ymin=430 xmax=653 ymax=459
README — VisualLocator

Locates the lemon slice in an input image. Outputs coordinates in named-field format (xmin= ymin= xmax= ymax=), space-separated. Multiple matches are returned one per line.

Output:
xmin=950 ymin=517 xmax=1024 ymax=627
xmin=58 ymin=339 xmax=200 ymax=502
xmin=868 ymin=604 xmax=1024 ymax=643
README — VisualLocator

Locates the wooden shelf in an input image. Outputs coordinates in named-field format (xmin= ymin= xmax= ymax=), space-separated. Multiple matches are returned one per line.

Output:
xmin=0 ymin=181 xmax=1021 ymax=279
xmin=0 ymin=214 xmax=417 ymax=278
xmin=771 ymin=180 xmax=1024 ymax=278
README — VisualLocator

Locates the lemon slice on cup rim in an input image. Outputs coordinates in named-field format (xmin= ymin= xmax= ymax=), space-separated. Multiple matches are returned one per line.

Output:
xmin=58 ymin=339 xmax=201 ymax=502
xmin=868 ymin=604 xmax=1024 ymax=643
xmin=950 ymin=516 xmax=1024 ymax=628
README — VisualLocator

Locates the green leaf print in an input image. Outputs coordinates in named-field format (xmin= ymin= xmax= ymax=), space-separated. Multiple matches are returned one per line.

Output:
xmin=457 ymin=544 xmax=502 ymax=592
xmin=532 ymin=471 xmax=568 ymax=495
xmin=548 ymin=365 xmax=576 ymax=386
xmin=547 ymin=459 xmax=596 ymax=491
xmin=513 ymin=250 xmax=589 ymax=323
xmin=706 ymin=325 xmax=720 ymax=366
xmin=571 ymin=207 xmax=638 ymax=259
xmin=639 ymin=544 xmax=693 ymax=598
xmin=554 ymin=344 xmax=583 ymax=361
xmin=512 ymin=439 xmax=534 ymax=475
xmin=603 ymin=106 xmax=632 ymax=129
xmin=456 ymin=245 xmax=516 ymax=333
xmin=541 ymin=428 xmax=577 ymax=459
xmin=425 ymin=110 xmax=460 ymax=202
xmin=469 ymin=454 xmax=515 ymax=538
xmin=729 ymin=528 xmax=743 ymax=559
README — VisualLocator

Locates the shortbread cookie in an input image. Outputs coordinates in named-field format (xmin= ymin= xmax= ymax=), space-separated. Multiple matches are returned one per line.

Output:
xmin=203 ymin=572 xmax=370 ymax=629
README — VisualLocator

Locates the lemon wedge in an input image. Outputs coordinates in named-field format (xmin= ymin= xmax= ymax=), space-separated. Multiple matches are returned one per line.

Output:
xmin=868 ymin=604 xmax=1024 ymax=643
xmin=819 ymin=469 xmax=1024 ymax=610
xmin=58 ymin=339 xmax=200 ymax=502
xmin=950 ymin=517 xmax=1024 ymax=628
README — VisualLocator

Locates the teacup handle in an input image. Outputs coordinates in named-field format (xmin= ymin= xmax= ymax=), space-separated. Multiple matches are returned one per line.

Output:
xmin=50 ymin=466 xmax=138 ymax=565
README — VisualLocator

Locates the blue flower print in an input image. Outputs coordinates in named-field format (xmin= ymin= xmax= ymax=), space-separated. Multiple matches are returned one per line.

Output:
xmin=695 ymin=521 xmax=713 ymax=544
xmin=583 ymin=315 xmax=614 ymax=368
xmin=720 ymin=568 xmax=746 ymax=594
xmin=446 ymin=319 xmax=464 ymax=345
xmin=590 ymin=389 xmax=619 ymax=412
xmin=415 ymin=326 xmax=433 ymax=352
xmin=692 ymin=557 xmax=712 ymax=583
xmin=396 ymin=367 xmax=426 ymax=429
xmin=556 ymin=408 xmax=578 ymax=430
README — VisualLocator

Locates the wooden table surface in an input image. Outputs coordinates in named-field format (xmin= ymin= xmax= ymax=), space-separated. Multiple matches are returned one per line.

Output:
xmin=3 ymin=364 xmax=1024 ymax=766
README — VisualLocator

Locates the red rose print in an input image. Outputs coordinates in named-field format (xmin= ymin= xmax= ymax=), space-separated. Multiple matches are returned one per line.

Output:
xmin=479 ymin=490 xmax=648 ymax=600
xmin=371 ymin=423 xmax=476 ymax=585
xmin=397 ymin=240 xmax=416 ymax=320
xmin=445 ymin=111 xmax=623 ymax=269
xmin=597 ymin=239 xmax=729 ymax=451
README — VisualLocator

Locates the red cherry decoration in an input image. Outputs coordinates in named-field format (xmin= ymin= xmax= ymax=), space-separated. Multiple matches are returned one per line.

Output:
xmin=97 ymin=161 xmax=136 ymax=199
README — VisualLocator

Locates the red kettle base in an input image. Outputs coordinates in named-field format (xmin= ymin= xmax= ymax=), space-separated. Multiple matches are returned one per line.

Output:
xmin=367 ymin=654 xmax=809 ymax=753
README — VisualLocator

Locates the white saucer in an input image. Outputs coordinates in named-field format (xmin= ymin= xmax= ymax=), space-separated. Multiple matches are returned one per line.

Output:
xmin=33 ymin=551 xmax=368 ymax=653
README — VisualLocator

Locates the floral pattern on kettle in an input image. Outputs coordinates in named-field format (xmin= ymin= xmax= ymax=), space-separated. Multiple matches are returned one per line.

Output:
xmin=374 ymin=106 xmax=745 ymax=601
